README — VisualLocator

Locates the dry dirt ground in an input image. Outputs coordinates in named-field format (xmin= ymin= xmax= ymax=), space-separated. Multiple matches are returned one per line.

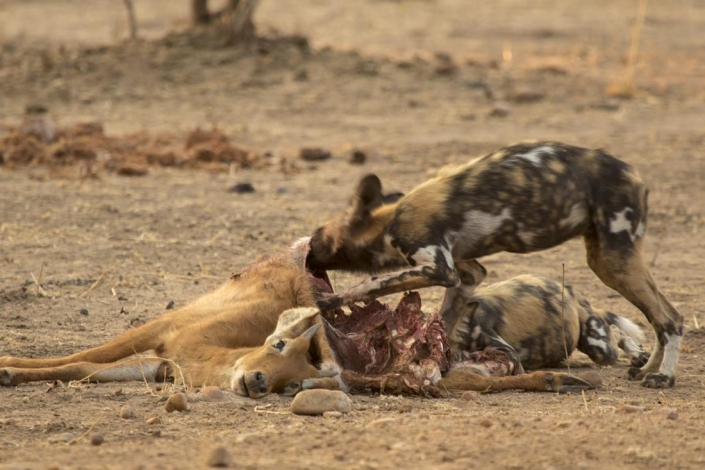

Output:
xmin=2 ymin=1 xmax=705 ymax=469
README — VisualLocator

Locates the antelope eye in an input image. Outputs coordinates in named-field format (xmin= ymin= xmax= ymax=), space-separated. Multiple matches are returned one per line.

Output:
xmin=272 ymin=340 xmax=286 ymax=351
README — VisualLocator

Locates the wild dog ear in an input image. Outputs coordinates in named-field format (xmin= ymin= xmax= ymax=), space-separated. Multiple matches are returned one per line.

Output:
xmin=266 ymin=307 xmax=319 ymax=342
xmin=349 ymin=174 xmax=383 ymax=227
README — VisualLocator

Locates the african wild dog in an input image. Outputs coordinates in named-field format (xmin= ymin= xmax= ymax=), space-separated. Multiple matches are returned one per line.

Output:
xmin=443 ymin=260 xmax=650 ymax=374
xmin=307 ymin=141 xmax=683 ymax=388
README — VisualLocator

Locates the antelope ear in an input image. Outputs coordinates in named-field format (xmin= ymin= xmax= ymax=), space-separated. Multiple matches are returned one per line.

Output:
xmin=266 ymin=307 xmax=319 ymax=342
xmin=348 ymin=174 xmax=383 ymax=227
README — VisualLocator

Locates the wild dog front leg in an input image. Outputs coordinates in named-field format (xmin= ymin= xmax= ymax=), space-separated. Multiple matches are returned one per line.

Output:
xmin=439 ymin=259 xmax=487 ymax=333
xmin=317 ymin=245 xmax=459 ymax=310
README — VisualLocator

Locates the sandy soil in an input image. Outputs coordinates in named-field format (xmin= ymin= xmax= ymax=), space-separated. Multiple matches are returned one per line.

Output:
xmin=1 ymin=1 xmax=705 ymax=469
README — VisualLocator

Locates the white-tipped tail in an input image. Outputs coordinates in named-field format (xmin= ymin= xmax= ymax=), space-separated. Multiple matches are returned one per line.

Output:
xmin=611 ymin=316 xmax=646 ymax=346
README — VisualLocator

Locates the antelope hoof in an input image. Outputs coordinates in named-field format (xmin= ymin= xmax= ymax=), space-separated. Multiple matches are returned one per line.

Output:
xmin=630 ymin=351 xmax=651 ymax=368
xmin=544 ymin=373 xmax=595 ymax=394
xmin=641 ymin=373 xmax=675 ymax=389
xmin=0 ymin=368 xmax=15 ymax=387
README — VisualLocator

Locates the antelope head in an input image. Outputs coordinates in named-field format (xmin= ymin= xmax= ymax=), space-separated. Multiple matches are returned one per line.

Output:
xmin=230 ymin=307 xmax=334 ymax=398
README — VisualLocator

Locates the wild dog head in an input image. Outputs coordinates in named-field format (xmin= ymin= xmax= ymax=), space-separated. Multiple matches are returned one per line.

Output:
xmin=230 ymin=307 xmax=335 ymax=398
xmin=307 ymin=174 xmax=405 ymax=273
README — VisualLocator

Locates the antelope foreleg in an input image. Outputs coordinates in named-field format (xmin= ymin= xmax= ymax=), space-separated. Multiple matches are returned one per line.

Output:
xmin=437 ymin=369 xmax=595 ymax=394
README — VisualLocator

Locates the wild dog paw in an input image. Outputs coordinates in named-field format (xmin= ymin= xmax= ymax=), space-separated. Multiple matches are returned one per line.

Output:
xmin=627 ymin=366 xmax=647 ymax=381
xmin=630 ymin=351 xmax=651 ymax=368
xmin=641 ymin=373 xmax=675 ymax=389
xmin=316 ymin=293 xmax=344 ymax=312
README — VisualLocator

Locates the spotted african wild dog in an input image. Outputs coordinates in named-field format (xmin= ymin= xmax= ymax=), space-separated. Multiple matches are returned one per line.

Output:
xmin=442 ymin=260 xmax=650 ymax=373
xmin=307 ymin=141 xmax=683 ymax=388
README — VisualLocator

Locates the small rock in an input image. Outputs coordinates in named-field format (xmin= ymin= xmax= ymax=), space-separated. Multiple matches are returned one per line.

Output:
xmin=200 ymin=387 xmax=226 ymax=401
xmin=299 ymin=148 xmax=331 ymax=162
xmin=461 ymin=391 xmax=480 ymax=401
xmin=508 ymin=87 xmax=545 ymax=103
xmin=294 ymin=70 xmax=308 ymax=82
xmin=661 ymin=407 xmax=678 ymax=420
xmin=146 ymin=417 xmax=162 ymax=425
xmin=48 ymin=432 xmax=75 ymax=443
xmin=590 ymin=100 xmax=620 ymax=111
xmin=119 ymin=406 xmax=133 ymax=419
xmin=79 ymin=308 xmax=89 ymax=316
xmin=2 ymin=418 xmax=16 ymax=426
xmin=488 ymin=104 xmax=510 ymax=118
xmin=349 ymin=149 xmax=366 ymax=165
xmin=323 ymin=411 xmax=343 ymax=419
xmin=618 ymin=404 xmax=645 ymax=414
xmin=290 ymin=390 xmax=352 ymax=415
xmin=367 ymin=417 xmax=398 ymax=428
xmin=165 ymin=393 xmax=189 ymax=413
xmin=166 ymin=301 xmax=175 ymax=310
xmin=118 ymin=296 xmax=128 ymax=301
xmin=479 ymin=419 xmax=493 ymax=428
xmin=116 ymin=164 xmax=148 ymax=177
xmin=152 ymin=430 xmax=161 ymax=437
xmin=228 ymin=182 xmax=255 ymax=194
xmin=91 ymin=434 xmax=104 ymax=446
xmin=206 ymin=445 xmax=232 ymax=467
xmin=397 ymin=403 xmax=412 ymax=414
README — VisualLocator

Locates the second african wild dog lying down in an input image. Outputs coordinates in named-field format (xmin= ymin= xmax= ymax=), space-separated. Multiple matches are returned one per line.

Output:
xmin=307 ymin=141 xmax=683 ymax=388
xmin=443 ymin=259 xmax=650 ymax=374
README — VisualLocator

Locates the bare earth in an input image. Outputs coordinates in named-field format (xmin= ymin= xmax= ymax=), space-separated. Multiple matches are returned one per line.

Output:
xmin=1 ymin=1 xmax=705 ymax=469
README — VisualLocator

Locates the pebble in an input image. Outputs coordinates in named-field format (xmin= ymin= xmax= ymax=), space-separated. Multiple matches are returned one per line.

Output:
xmin=508 ymin=87 xmax=545 ymax=103
xmin=206 ymin=445 xmax=232 ymax=467
xmin=366 ymin=417 xmax=398 ymax=428
xmin=397 ymin=403 xmax=413 ymax=413
xmin=661 ymin=407 xmax=678 ymax=420
xmin=299 ymin=148 xmax=331 ymax=162
xmin=290 ymin=390 xmax=352 ymax=415
xmin=2 ymin=418 xmax=16 ymax=426
xmin=200 ymin=387 xmax=226 ymax=400
xmin=228 ymin=182 xmax=255 ymax=194
xmin=165 ymin=393 xmax=189 ymax=413
xmin=166 ymin=301 xmax=175 ymax=310
xmin=488 ymin=105 xmax=510 ymax=118
xmin=146 ymin=417 xmax=162 ymax=425
xmin=618 ymin=404 xmax=645 ymax=414
xmin=48 ymin=432 xmax=75 ymax=443
xmin=349 ymin=149 xmax=366 ymax=165
xmin=91 ymin=434 xmax=104 ymax=446
xmin=323 ymin=411 xmax=343 ymax=419
xmin=119 ymin=406 xmax=133 ymax=419
xmin=461 ymin=391 xmax=480 ymax=401
xmin=79 ymin=308 xmax=89 ymax=316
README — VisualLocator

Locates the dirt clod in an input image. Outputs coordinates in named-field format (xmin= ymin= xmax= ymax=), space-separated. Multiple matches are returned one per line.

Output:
xmin=618 ymin=404 xmax=645 ymax=414
xmin=119 ymin=406 xmax=133 ymax=419
xmin=290 ymin=390 xmax=352 ymax=415
xmin=146 ymin=417 xmax=162 ymax=425
xmin=79 ymin=308 xmax=88 ymax=316
xmin=200 ymin=387 xmax=226 ymax=400
xmin=90 ymin=434 xmax=104 ymax=446
xmin=206 ymin=445 xmax=232 ymax=468
xmin=165 ymin=393 xmax=189 ymax=413
xmin=228 ymin=182 xmax=255 ymax=194
xmin=461 ymin=391 xmax=480 ymax=402
xmin=299 ymin=148 xmax=331 ymax=162
xmin=349 ymin=149 xmax=366 ymax=165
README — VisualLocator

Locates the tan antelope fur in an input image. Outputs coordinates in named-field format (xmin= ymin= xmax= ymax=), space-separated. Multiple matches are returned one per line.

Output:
xmin=0 ymin=238 xmax=594 ymax=396
xmin=307 ymin=141 xmax=683 ymax=388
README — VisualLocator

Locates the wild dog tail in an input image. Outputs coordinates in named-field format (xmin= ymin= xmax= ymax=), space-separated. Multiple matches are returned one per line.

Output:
xmin=604 ymin=312 xmax=646 ymax=346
